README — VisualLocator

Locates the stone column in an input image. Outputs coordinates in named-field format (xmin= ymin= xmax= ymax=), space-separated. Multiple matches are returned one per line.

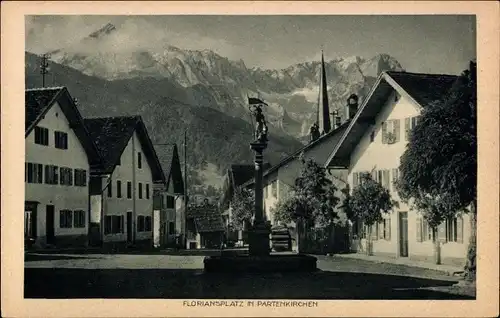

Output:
xmin=248 ymin=141 xmax=271 ymax=256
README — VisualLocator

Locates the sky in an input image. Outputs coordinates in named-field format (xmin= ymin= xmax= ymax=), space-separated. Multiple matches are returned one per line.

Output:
xmin=26 ymin=15 xmax=476 ymax=75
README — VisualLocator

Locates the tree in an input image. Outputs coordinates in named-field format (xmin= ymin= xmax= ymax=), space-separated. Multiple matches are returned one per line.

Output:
xmin=273 ymin=159 xmax=341 ymax=252
xmin=230 ymin=188 xmax=254 ymax=231
xmin=397 ymin=61 xmax=477 ymax=276
xmin=349 ymin=173 xmax=396 ymax=255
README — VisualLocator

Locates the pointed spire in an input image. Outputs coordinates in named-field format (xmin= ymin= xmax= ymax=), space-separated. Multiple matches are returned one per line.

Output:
xmin=317 ymin=50 xmax=331 ymax=134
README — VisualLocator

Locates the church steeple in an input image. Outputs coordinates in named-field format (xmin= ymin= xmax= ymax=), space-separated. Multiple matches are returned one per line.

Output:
xmin=317 ymin=50 xmax=331 ymax=134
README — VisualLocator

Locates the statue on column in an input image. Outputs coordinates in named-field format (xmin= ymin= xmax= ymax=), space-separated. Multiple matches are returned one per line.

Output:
xmin=248 ymin=96 xmax=268 ymax=143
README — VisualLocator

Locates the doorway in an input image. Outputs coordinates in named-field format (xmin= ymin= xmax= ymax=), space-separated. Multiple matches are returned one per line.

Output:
xmin=399 ymin=211 xmax=409 ymax=257
xmin=46 ymin=205 xmax=55 ymax=245
xmin=127 ymin=212 xmax=133 ymax=243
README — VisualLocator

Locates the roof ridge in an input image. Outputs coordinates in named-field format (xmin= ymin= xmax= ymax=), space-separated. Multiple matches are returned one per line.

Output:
xmin=84 ymin=115 xmax=141 ymax=121
xmin=385 ymin=70 xmax=458 ymax=78
xmin=25 ymin=86 xmax=66 ymax=92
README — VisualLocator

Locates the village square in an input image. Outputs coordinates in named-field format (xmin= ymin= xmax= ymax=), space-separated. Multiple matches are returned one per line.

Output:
xmin=21 ymin=15 xmax=477 ymax=300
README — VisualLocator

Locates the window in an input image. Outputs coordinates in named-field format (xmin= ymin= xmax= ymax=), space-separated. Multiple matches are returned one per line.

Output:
xmin=74 ymin=169 xmax=87 ymax=186
xmin=116 ymin=156 xmax=121 ymax=166
xmin=146 ymin=184 xmax=150 ymax=199
xmin=127 ymin=181 xmax=132 ymax=199
xmin=107 ymin=180 xmax=113 ymax=197
xmin=44 ymin=165 xmax=59 ymax=185
xmin=25 ymin=211 xmax=34 ymax=237
xmin=405 ymin=116 xmax=421 ymax=141
xmin=54 ymin=131 xmax=68 ymax=149
xmin=138 ymin=152 xmax=142 ymax=169
xmin=166 ymin=195 xmax=175 ymax=209
xmin=34 ymin=126 xmax=49 ymax=146
xmin=104 ymin=215 xmax=124 ymax=234
xmin=73 ymin=210 xmax=86 ymax=228
xmin=145 ymin=216 xmax=152 ymax=231
xmin=382 ymin=119 xmax=401 ymax=144
xmin=446 ymin=216 xmax=463 ymax=243
xmin=116 ymin=180 xmax=122 ymax=198
xmin=370 ymin=130 xmax=375 ymax=142
xmin=60 ymin=210 xmax=72 ymax=228
xmin=417 ymin=218 xmax=434 ymax=242
xmin=378 ymin=218 xmax=391 ymax=241
xmin=138 ymin=182 xmax=143 ymax=199
xmin=26 ymin=163 xmax=43 ymax=183
xmin=353 ymin=171 xmax=371 ymax=188
xmin=137 ymin=215 xmax=145 ymax=232
xmin=168 ymin=221 xmax=175 ymax=235
xmin=394 ymin=93 xmax=400 ymax=103
xmin=59 ymin=167 xmax=73 ymax=186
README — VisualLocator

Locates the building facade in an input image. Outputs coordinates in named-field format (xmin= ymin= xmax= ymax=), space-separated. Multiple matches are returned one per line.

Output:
xmin=85 ymin=116 xmax=165 ymax=247
xmin=325 ymin=71 xmax=470 ymax=266
xmin=153 ymin=144 xmax=185 ymax=248
xmin=25 ymin=87 xmax=102 ymax=248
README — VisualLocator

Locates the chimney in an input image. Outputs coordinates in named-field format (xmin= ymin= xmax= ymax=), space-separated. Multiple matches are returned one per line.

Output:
xmin=346 ymin=94 xmax=359 ymax=121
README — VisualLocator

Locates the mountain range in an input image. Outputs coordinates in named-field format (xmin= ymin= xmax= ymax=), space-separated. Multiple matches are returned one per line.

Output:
xmin=26 ymin=22 xmax=405 ymax=194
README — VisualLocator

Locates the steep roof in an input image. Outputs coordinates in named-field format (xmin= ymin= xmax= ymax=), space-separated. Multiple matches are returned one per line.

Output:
xmin=187 ymin=203 xmax=225 ymax=233
xmin=242 ymin=121 xmax=350 ymax=188
xmin=386 ymin=71 xmax=459 ymax=108
xmin=155 ymin=143 xmax=184 ymax=194
xmin=324 ymin=71 xmax=459 ymax=168
xmin=84 ymin=116 xmax=165 ymax=183
xmin=219 ymin=164 xmax=255 ymax=209
xmin=25 ymin=87 xmax=65 ymax=131
xmin=25 ymin=87 xmax=102 ymax=168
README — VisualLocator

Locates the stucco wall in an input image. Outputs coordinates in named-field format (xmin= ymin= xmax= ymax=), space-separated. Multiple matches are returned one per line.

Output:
xmin=103 ymin=131 xmax=154 ymax=243
xmin=25 ymin=101 xmax=90 ymax=241
xmin=348 ymin=90 xmax=470 ymax=263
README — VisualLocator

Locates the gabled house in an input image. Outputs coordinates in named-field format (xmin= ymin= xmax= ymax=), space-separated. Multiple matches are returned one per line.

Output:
xmin=25 ymin=87 xmax=102 ymax=248
xmin=324 ymin=71 xmax=469 ymax=266
xmin=219 ymin=164 xmax=269 ymax=245
xmin=186 ymin=201 xmax=225 ymax=249
xmin=153 ymin=144 xmax=185 ymax=248
xmin=84 ymin=116 xmax=166 ymax=248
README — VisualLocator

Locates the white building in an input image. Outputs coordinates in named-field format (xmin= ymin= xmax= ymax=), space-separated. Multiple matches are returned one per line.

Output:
xmin=25 ymin=87 xmax=102 ymax=248
xmin=324 ymin=71 xmax=470 ymax=266
xmin=153 ymin=144 xmax=185 ymax=247
xmin=84 ymin=116 xmax=166 ymax=248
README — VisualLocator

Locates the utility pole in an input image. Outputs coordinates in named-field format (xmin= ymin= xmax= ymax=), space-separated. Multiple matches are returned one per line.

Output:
xmin=40 ymin=54 xmax=50 ymax=88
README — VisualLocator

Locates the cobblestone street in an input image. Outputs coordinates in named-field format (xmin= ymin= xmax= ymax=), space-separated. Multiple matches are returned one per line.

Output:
xmin=24 ymin=251 xmax=474 ymax=299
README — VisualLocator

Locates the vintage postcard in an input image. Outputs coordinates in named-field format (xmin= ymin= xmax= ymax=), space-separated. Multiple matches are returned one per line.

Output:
xmin=1 ymin=1 xmax=499 ymax=317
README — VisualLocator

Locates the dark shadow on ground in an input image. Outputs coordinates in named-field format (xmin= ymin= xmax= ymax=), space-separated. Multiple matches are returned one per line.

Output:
xmin=24 ymin=254 xmax=102 ymax=262
xmin=25 ymin=248 xmax=249 ymax=257
xmin=24 ymin=268 xmax=473 ymax=300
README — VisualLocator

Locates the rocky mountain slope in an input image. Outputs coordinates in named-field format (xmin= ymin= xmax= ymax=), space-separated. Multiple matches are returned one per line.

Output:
xmin=44 ymin=23 xmax=405 ymax=139
xmin=25 ymin=52 xmax=302 ymax=195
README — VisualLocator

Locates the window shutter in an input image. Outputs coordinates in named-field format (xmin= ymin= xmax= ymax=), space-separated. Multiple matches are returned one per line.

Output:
xmin=405 ymin=117 xmax=411 ymax=140
xmin=456 ymin=216 xmax=464 ymax=243
xmin=371 ymin=170 xmax=377 ymax=181
xmin=416 ymin=218 xmax=423 ymax=242
xmin=44 ymin=165 xmax=50 ymax=184
xmin=381 ymin=122 xmax=387 ymax=144
xmin=437 ymin=221 xmax=447 ymax=242
xmin=353 ymin=172 xmax=358 ymax=188
xmin=394 ymin=119 xmax=401 ymax=142
xmin=383 ymin=170 xmax=390 ymax=189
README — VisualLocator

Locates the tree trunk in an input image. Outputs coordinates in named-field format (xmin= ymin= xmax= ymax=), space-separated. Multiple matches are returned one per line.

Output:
xmin=433 ymin=227 xmax=441 ymax=265
xmin=366 ymin=225 xmax=373 ymax=256
xmin=465 ymin=200 xmax=477 ymax=280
